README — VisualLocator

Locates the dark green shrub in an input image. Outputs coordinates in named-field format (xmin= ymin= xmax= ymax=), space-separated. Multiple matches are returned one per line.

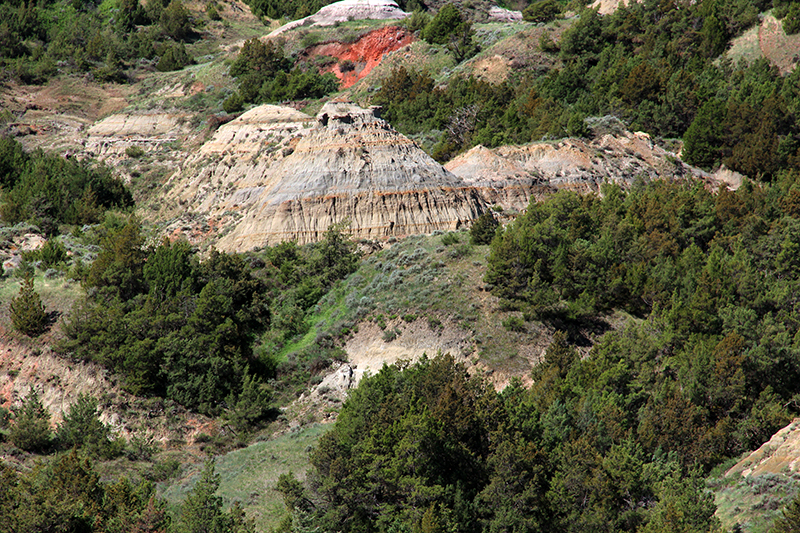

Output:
xmin=23 ymin=240 xmax=68 ymax=269
xmin=57 ymin=394 xmax=123 ymax=459
xmin=207 ymin=2 xmax=222 ymax=20
xmin=502 ymin=315 xmax=526 ymax=332
xmin=9 ymin=388 xmax=52 ymax=453
xmin=160 ymin=0 xmax=192 ymax=41
xmin=223 ymin=92 xmax=245 ymax=113
xmin=10 ymin=273 xmax=47 ymax=337
xmin=470 ymin=211 xmax=499 ymax=245
xmin=523 ymin=0 xmax=561 ymax=23
xmin=125 ymin=145 xmax=145 ymax=158
xmin=156 ymin=41 xmax=193 ymax=71
xmin=441 ymin=232 xmax=460 ymax=246
xmin=783 ymin=3 xmax=800 ymax=35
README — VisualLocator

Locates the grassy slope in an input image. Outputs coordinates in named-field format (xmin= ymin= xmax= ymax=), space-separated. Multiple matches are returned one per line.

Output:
xmin=159 ymin=424 xmax=328 ymax=532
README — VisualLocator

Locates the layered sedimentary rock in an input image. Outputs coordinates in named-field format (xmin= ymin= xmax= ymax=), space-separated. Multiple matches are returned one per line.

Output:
xmin=217 ymin=102 xmax=485 ymax=251
xmin=165 ymin=105 xmax=315 ymax=219
xmin=446 ymin=130 xmax=708 ymax=211
xmin=84 ymin=112 xmax=195 ymax=160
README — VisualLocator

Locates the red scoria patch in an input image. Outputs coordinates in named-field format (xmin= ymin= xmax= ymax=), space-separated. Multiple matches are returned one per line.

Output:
xmin=303 ymin=26 xmax=414 ymax=88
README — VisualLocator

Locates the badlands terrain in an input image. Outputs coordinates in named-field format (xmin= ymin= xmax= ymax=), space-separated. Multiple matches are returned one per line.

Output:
xmin=2 ymin=0 xmax=800 ymax=531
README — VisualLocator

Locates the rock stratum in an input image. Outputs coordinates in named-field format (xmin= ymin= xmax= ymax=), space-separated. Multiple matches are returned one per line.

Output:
xmin=269 ymin=0 xmax=408 ymax=36
xmin=216 ymin=102 xmax=485 ymax=251
xmin=67 ymin=103 xmax=717 ymax=253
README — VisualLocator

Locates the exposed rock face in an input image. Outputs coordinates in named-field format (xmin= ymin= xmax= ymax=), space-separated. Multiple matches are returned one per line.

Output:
xmin=302 ymin=26 xmax=414 ymax=88
xmin=269 ymin=0 xmax=408 ymax=36
xmin=166 ymin=106 xmax=314 ymax=215
xmin=85 ymin=111 xmax=195 ymax=160
xmin=726 ymin=419 xmax=800 ymax=479
xmin=446 ymin=130 xmax=709 ymax=211
xmin=217 ymin=102 xmax=485 ymax=251
xmin=488 ymin=6 xmax=522 ymax=21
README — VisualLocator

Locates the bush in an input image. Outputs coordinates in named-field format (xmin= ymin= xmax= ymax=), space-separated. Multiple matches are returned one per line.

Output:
xmin=441 ymin=232 xmax=460 ymax=246
xmin=57 ymin=394 xmax=123 ymax=459
xmin=23 ymin=240 xmax=68 ymax=269
xmin=783 ymin=3 xmax=800 ymax=35
xmin=207 ymin=2 xmax=222 ymax=20
xmin=502 ymin=315 xmax=526 ymax=332
xmin=160 ymin=0 xmax=192 ymax=41
xmin=125 ymin=145 xmax=145 ymax=158
xmin=156 ymin=42 xmax=193 ymax=72
xmin=523 ymin=0 xmax=561 ymax=23
xmin=223 ymin=92 xmax=245 ymax=113
xmin=470 ymin=211 xmax=499 ymax=245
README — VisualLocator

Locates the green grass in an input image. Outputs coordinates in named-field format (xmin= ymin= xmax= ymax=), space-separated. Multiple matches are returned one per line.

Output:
xmin=278 ymin=231 xmax=550 ymax=377
xmin=713 ymin=471 xmax=800 ymax=533
xmin=159 ymin=424 xmax=328 ymax=532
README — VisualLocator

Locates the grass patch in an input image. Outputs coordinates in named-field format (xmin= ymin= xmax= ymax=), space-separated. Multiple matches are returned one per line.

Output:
xmin=158 ymin=424 xmax=328 ymax=532
xmin=713 ymin=471 xmax=800 ymax=533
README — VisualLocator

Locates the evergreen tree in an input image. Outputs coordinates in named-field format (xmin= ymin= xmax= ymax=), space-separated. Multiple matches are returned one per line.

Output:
xmin=57 ymin=393 xmax=122 ymax=458
xmin=9 ymin=388 xmax=52 ymax=453
xmin=175 ymin=460 xmax=255 ymax=533
xmin=772 ymin=493 xmax=800 ymax=532
xmin=10 ymin=272 xmax=47 ymax=337
xmin=470 ymin=211 xmax=499 ymax=245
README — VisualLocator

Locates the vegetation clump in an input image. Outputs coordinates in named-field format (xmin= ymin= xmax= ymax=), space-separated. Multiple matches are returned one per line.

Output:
xmin=10 ymin=272 xmax=47 ymax=337
xmin=225 ymin=38 xmax=339 ymax=111
xmin=8 ymin=388 xmax=52 ymax=453
xmin=0 ymin=137 xmax=133 ymax=235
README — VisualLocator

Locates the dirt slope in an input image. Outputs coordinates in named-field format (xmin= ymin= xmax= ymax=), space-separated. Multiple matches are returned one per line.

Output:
xmin=302 ymin=26 xmax=414 ymax=88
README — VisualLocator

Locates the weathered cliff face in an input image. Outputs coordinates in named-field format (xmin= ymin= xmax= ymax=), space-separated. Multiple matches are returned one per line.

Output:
xmin=446 ymin=130 xmax=710 ymax=212
xmin=162 ymin=105 xmax=314 ymax=227
xmin=268 ymin=0 xmax=408 ymax=36
xmin=84 ymin=112 xmax=196 ymax=160
xmin=217 ymin=102 xmax=486 ymax=251
xmin=302 ymin=26 xmax=415 ymax=88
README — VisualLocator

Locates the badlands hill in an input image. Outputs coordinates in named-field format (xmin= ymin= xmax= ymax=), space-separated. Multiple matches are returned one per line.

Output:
xmin=82 ymin=102 xmax=716 ymax=252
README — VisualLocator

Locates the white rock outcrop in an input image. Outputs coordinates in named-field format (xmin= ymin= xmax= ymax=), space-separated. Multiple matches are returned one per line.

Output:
xmin=269 ymin=0 xmax=409 ymax=36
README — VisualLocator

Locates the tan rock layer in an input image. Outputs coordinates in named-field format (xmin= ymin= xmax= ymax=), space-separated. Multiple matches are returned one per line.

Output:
xmin=219 ymin=186 xmax=485 ymax=250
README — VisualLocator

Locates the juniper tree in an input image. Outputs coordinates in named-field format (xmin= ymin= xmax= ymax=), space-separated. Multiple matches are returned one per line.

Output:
xmin=9 ymin=388 xmax=52 ymax=453
xmin=10 ymin=272 xmax=46 ymax=337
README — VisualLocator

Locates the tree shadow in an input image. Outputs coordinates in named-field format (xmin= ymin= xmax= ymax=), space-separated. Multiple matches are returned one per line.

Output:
xmin=542 ymin=314 xmax=612 ymax=347
xmin=45 ymin=310 xmax=62 ymax=331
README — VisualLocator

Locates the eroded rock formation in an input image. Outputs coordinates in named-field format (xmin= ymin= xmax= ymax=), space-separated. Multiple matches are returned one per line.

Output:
xmin=269 ymin=0 xmax=408 ymax=36
xmin=217 ymin=102 xmax=485 ymax=251
xmin=446 ymin=130 xmax=709 ymax=211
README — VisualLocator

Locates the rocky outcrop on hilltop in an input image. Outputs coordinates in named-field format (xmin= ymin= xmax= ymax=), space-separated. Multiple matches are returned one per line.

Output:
xmin=217 ymin=102 xmax=485 ymax=251
xmin=269 ymin=0 xmax=408 ymax=36
xmin=446 ymin=130 xmax=709 ymax=211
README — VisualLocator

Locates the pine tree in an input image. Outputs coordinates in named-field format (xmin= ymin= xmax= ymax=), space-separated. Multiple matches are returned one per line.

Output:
xmin=57 ymin=393 xmax=122 ymax=458
xmin=9 ymin=387 xmax=52 ymax=453
xmin=10 ymin=272 xmax=46 ymax=337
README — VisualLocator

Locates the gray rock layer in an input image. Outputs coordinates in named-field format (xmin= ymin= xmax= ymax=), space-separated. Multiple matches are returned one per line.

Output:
xmin=218 ymin=102 xmax=486 ymax=251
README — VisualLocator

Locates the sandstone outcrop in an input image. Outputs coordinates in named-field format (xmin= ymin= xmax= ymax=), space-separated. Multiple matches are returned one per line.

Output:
xmin=85 ymin=111 xmax=195 ymax=161
xmin=217 ymin=102 xmax=485 ymax=251
xmin=166 ymin=105 xmax=314 ymax=215
xmin=446 ymin=130 xmax=709 ymax=211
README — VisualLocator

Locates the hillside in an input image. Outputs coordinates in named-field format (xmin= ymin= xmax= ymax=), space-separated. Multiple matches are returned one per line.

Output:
xmin=3 ymin=0 xmax=800 ymax=531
